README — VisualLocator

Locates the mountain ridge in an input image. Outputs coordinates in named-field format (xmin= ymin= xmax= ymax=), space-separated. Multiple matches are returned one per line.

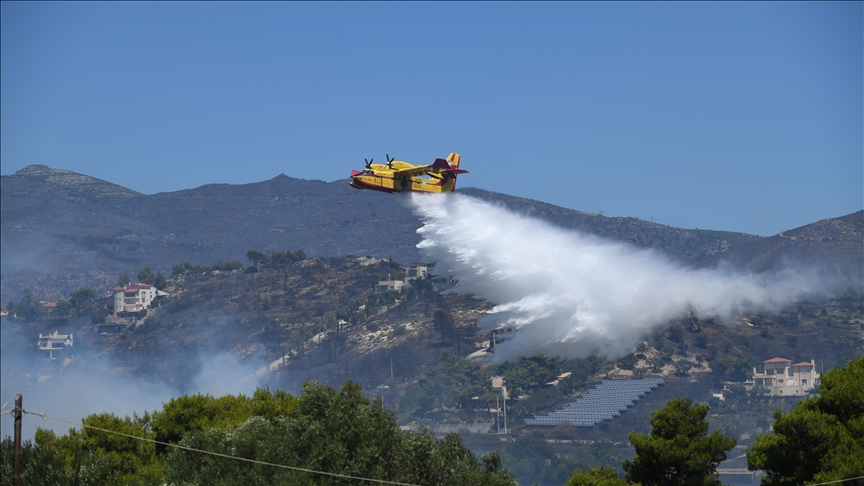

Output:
xmin=2 ymin=164 xmax=861 ymax=304
xmin=10 ymin=164 xmax=144 ymax=200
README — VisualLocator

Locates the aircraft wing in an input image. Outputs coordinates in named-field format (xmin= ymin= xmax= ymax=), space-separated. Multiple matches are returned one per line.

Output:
xmin=393 ymin=166 xmax=435 ymax=178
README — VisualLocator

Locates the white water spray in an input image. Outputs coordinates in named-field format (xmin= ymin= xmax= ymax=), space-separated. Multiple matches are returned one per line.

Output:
xmin=403 ymin=193 xmax=820 ymax=361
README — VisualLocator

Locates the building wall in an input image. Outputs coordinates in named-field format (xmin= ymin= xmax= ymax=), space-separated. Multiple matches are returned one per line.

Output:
xmin=768 ymin=385 xmax=810 ymax=397
xmin=114 ymin=285 xmax=158 ymax=315
xmin=750 ymin=359 xmax=819 ymax=396
xmin=375 ymin=281 xmax=403 ymax=293
xmin=114 ymin=292 xmax=125 ymax=314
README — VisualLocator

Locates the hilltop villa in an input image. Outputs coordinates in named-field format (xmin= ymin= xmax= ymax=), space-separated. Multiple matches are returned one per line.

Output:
xmin=748 ymin=357 xmax=820 ymax=396
xmin=110 ymin=282 xmax=167 ymax=317
xmin=374 ymin=265 xmax=428 ymax=293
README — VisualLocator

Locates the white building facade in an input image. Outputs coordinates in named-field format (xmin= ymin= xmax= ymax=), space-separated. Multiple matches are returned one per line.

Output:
xmin=38 ymin=330 xmax=73 ymax=359
xmin=112 ymin=283 xmax=159 ymax=315
xmin=749 ymin=357 xmax=820 ymax=397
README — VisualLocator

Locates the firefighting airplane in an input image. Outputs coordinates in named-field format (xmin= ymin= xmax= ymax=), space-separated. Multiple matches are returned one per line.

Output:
xmin=349 ymin=153 xmax=468 ymax=194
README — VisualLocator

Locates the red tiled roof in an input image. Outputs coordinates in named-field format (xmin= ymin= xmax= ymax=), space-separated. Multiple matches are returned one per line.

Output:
xmin=763 ymin=357 xmax=792 ymax=363
xmin=112 ymin=283 xmax=153 ymax=292
xmin=793 ymin=362 xmax=813 ymax=367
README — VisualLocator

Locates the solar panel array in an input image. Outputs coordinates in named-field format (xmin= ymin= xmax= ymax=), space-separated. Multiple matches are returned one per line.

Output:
xmin=525 ymin=378 xmax=664 ymax=427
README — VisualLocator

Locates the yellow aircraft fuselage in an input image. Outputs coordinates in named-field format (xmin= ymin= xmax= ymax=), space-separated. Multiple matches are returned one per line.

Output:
xmin=349 ymin=153 xmax=467 ymax=194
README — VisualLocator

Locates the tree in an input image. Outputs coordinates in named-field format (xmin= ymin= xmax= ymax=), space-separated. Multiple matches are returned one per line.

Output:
xmin=5 ymin=288 xmax=43 ymax=320
xmin=118 ymin=273 xmax=131 ymax=286
xmin=667 ymin=323 xmax=685 ymax=343
xmin=171 ymin=263 xmax=187 ymax=277
xmin=674 ymin=359 xmax=692 ymax=376
xmin=245 ymin=249 xmax=270 ymax=268
xmin=747 ymin=356 xmax=864 ymax=486
xmin=210 ymin=260 xmax=243 ymax=271
xmin=714 ymin=353 xmax=752 ymax=382
xmin=54 ymin=300 xmax=73 ymax=313
xmin=0 ymin=436 xmax=69 ymax=486
xmin=153 ymin=271 xmax=168 ymax=289
xmin=147 ymin=387 xmax=297 ymax=454
xmin=270 ymin=250 xmax=303 ymax=268
xmin=165 ymin=381 xmax=516 ymax=486
xmin=321 ymin=311 xmax=338 ymax=331
xmin=618 ymin=354 xmax=638 ymax=371
xmin=568 ymin=466 xmax=630 ymax=486
xmin=137 ymin=266 xmax=156 ymax=284
xmin=623 ymin=398 xmax=736 ymax=486
xmin=433 ymin=308 xmax=455 ymax=343
xmin=4 ymin=383 xmax=515 ymax=486
xmin=35 ymin=413 xmax=163 ymax=486
xmin=69 ymin=286 xmax=97 ymax=307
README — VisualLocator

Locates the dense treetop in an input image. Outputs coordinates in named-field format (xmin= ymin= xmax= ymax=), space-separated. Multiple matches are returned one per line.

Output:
xmin=747 ymin=355 xmax=864 ymax=486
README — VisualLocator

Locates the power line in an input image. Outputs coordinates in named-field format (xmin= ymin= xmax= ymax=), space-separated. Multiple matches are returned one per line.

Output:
xmin=805 ymin=476 xmax=864 ymax=486
xmin=9 ymin=402 xmax=861 ymax=486
xmin=16 ymin=409 xmax=425 ymax=486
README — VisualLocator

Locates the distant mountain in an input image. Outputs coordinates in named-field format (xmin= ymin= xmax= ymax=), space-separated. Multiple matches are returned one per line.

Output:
xmin=2 ymin=165 xmax=860 ymax=303
xmin=698 ymin=210 xmax=864 ymax=277
xmin=1 ymin=169 xmax=420 ymax=303
xmin=11 ymin=164 xmax=143 ymax=200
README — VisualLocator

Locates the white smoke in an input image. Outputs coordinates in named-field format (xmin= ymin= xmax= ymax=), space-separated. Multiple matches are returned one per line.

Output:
xmin=0 ymin=345 xmax=268 ymax=441
xmin=403 ymin=193 xmax=822 ymax=361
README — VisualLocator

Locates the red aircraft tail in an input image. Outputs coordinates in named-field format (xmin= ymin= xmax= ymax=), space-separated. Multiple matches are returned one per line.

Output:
xmin=434 ymin=153 xmax=466 ymax=191
xmin=446 ymin=153 xmax=461 ymax=169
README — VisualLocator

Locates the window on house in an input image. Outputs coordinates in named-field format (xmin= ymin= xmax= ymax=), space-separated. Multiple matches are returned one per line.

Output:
xmin=802 ymin=379 xmax=807 ymax=385
xmin=788 ymin=368 xmax=794 ymax=376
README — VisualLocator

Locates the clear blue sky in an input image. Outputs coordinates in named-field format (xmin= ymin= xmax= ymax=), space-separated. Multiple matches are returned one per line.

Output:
xmin=2 ymin=2 xmax=861 ymax=236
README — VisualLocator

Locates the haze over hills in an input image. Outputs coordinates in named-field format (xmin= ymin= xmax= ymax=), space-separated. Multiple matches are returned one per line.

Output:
xmin=2 ymin=166 xmax=862 ymax=486
xmin=1 ymin=165 xmax=861 ymax=304
xmin=699 ymin=211 xmax=864 ymax=275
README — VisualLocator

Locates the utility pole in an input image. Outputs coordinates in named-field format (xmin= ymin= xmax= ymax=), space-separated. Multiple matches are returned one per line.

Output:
xmin=496 ymin=395 xmax=500 ymax=434
xmin=502 ymin=387 xmax=508 ymax=435
xmin=13 ymin=393 xmax=22 ymax=486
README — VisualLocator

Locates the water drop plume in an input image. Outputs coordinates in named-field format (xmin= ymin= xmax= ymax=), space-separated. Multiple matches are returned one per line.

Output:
xmin=402 ymin=193 xmax=819 ymax=361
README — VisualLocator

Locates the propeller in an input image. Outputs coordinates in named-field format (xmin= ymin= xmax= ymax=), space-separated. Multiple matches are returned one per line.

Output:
xmin=364 ymin=158 xmax=373 ymax=169
xmin=386 ymin=154 xmax=394 ymax=169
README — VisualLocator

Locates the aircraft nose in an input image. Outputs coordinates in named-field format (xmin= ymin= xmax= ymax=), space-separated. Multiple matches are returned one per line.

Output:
xmin=350 ymin=170 xmax=361 ymax=177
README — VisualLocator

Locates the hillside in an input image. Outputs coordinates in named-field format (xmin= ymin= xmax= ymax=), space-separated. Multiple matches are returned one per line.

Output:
xmin=10 ymin=164 xmax=144 ymax=200
xmin=698 ymin=210 xmax=864 ymax=278
xmin=1 ymin=168 xmax=422 ymax=304
xmin=3 ymin=256 xmax=487 ymax=390
xmin=4 ymin=254 xmax=862 ymax=486
xmin=8 ymin=255 xmax=861 ymax=406
xmin=4 ymin=164 xmax=844 ymax=306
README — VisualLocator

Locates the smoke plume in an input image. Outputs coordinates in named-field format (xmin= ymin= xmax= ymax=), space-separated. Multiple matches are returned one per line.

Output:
xmin=404 ymin=193 xmax=823 ymax=361
xmin=0 ymin=323 xmax=266 ymax=441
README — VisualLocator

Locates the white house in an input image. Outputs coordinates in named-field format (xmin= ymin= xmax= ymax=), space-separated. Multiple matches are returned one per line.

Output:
xmin=375 ymin=279 xmax=404 ymax=293
xmin=405 ymin=265 xmax=428 ymax=281
xmin=111 ymin=282 xmax=165 ymax=316
xmin=38 ymin=330 xmax=73 ymax=359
